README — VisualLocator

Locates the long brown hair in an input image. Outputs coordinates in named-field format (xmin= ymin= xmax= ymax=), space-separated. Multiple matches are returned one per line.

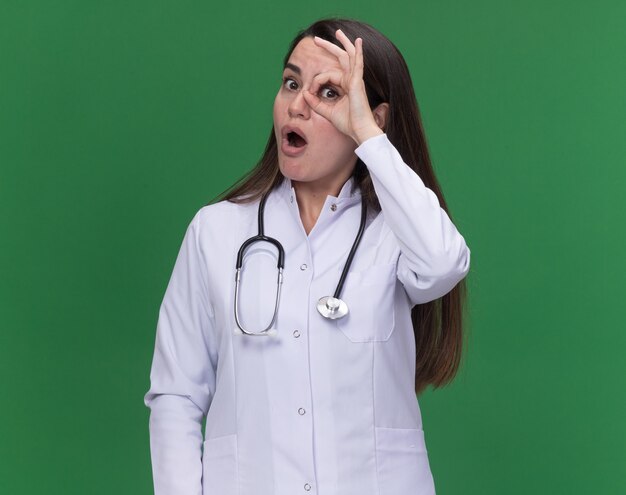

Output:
xmin=214 ymin=18 xmax=468 ymax=394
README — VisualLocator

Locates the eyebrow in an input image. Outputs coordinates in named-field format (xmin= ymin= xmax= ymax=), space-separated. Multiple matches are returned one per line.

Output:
xmin=284 ymin=62 xmax=301 ymax=74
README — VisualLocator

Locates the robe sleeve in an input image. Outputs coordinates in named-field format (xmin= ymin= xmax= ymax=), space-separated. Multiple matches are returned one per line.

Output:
xmin=355 ymin=133 xmax=471 ymax=305
xmin=144 ymin=210 xmax=217 ymax=495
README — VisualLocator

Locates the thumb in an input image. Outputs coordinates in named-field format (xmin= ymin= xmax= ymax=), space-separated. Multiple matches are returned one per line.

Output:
xmin=302 ymin=90 xmax=332 ymax=120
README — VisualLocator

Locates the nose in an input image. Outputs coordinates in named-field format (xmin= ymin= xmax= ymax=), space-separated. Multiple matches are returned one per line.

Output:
xmin=288 ymin=90 xmax=310 ymax=119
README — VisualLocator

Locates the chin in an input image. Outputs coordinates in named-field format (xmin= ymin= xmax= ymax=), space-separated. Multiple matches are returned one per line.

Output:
xmin=278 ymin=161 xmax=308 ymax=183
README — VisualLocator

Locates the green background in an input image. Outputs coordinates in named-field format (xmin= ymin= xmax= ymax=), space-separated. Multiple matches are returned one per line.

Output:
xmin=1 ymin=0 xmax=624 ymax=493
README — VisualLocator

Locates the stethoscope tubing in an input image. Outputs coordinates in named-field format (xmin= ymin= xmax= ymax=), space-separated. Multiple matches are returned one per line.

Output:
xmin=234 ymin=193 xmax=285 ymax=336
xmin=332 ymin=194 xmax=367 ymax=299
xmin=234 ymin=188 xmax=367 ymax=336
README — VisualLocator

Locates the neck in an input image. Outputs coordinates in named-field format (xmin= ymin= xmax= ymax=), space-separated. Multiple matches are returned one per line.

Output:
xmin=292 ymin=176 xmax=350 ymax=235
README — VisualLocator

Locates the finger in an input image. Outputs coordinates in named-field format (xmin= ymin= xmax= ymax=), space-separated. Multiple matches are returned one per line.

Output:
xmin=354 ymin=37 xmax=364 ymax=82
xmin=313 ymin=35 xmax=345 ymax=57
xmin=335 ymin=29 xmax=358 ymax=75
xmin=309 ymin=70 xmax=345 ymax=96
xmin=313 ymin=36 xmax=350 ymax=71
xmin=335 ymin=29 xmax=356 ymax=58
xmin=302 ymin=90 xmax=333 ymax=121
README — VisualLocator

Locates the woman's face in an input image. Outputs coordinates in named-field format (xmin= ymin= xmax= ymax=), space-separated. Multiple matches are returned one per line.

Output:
xmin=273 ymin=36 xmax=358 ymax=194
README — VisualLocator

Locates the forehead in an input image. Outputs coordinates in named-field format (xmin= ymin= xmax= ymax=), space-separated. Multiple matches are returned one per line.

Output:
xmin=284 ymin=37 xmax=342 ymax=75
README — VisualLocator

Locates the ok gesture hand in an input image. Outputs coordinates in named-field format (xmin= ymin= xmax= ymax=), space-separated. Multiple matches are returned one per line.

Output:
xmin=302 ymin=30 xmax=388 ymax=145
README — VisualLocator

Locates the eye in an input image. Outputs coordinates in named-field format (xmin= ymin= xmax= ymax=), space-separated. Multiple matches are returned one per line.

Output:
xmin=282 ymin=77 xmax=299 ymax=91
xmin=319 ymin=86 xmax=340 ymax=100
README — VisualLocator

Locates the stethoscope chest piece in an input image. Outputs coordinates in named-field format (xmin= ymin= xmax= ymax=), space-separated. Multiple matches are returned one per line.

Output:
xmin=317 ymin=296 xmax=348 ymax=320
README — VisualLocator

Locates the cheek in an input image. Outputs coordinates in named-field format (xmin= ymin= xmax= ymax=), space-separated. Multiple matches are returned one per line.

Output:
xmin=272 ymin=103 xmax=283 ymax=142
xmin=272 ymin=97 xmax=279 ymax=125
xmin=318 ymin=124 xmax=356 ymax=154
xmin=273 ymin=91 xmax=286 ymax=120
xmin=316 ymin=120 xmax=340 ymax=142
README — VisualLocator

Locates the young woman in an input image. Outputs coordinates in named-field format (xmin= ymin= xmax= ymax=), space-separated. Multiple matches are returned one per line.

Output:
xmin=145 ymin=18 xmax=470 ymax=495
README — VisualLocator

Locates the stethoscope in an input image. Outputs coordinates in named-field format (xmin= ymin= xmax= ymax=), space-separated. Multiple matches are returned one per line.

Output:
xmin=234 ymin=190 xmax=367 ymax=336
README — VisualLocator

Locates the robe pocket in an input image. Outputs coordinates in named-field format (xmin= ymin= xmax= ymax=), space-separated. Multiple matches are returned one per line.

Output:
xmin=202 ymin=433 xmax=238 ymax=495
xmin=375 ymin=426 xmax=435 ymax=495
xmin=335 ymin=263 xmax=397 ymax=342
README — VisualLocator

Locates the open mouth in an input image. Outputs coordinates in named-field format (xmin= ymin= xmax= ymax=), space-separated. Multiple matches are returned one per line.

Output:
xmin=280 ymin=126 xmax=308 ymax=156
xmin=287 ymin=130 xmax=307 ymax=148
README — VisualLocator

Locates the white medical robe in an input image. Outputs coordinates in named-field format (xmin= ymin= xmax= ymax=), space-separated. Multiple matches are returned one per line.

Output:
xmin=144 ymin=133 xmax=471 ymax=495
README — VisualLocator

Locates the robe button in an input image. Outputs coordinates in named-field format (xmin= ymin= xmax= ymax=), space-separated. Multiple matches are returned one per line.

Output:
xmin=300 ymin=264 xmax=308 ymax=270
xmin=330 ymin=203 xmax=337 ymax=211
xmin=304 ymin=483 xmax=312 ymax=491
xmin=298 ymin=407 xmax=306 ymax=415
xmin=293 ymin=330 xmax=301 ymax=338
